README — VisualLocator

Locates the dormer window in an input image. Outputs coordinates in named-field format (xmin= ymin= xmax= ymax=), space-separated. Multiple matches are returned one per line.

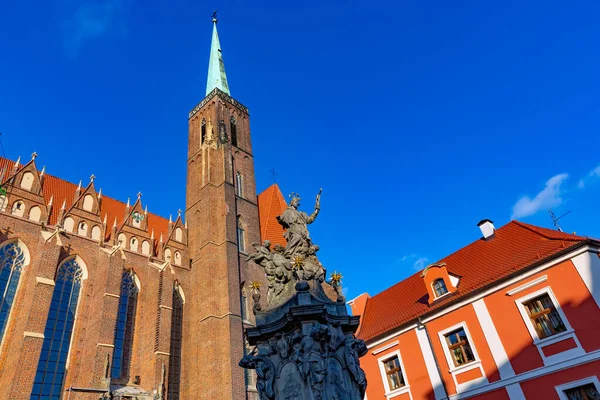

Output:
xmin=433 ymin=279 xmax=448 ymax=298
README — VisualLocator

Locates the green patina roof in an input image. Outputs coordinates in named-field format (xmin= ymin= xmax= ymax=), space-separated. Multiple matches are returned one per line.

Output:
xmin=206 ymin=18 xmax=230 ymax=96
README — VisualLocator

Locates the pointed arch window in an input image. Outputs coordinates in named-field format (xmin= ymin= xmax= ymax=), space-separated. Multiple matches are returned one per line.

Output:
xmin=0 ymin=241 xmax=27 ymax=343
xmin=237 ymin=216 xmax=246 ymax=253
xmin=201 ymin=118 xmax=207 ymax=145
xmin=230 ymin=116 xmax=238 ymax=147
xmin=168 ymin=285 xmax=184 ymax=400
xmin=235 ymin=172 xmax=244 ymax=198
xmin=112 ymin=270 xmax=138 ymax=380
xmin=31 ymin=257 xmax=83 ymax=400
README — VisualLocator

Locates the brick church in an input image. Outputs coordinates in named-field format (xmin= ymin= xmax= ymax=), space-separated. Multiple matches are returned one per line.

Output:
xmin=0 ymin=16 xmax=287 ymax=400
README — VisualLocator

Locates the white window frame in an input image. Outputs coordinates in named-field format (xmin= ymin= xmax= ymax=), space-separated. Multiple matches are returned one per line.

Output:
xmin=555 ymin=376 xmax=600 ymax=400
xmin=515 ymin=286 xmax=584 ymax=365
xmin=432 ymin=278 xmax=450 ymax=299
xmin=437 ymin=322 xmax=488 ymax=393
xmin=377 ymin=350 xmax=411 ymax=399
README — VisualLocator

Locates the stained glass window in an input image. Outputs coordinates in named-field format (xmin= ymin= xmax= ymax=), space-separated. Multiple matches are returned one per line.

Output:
xmin=31 ymin=257 xmax=83 ymax=400
xmin=168 ymin=286 xmax=184 ymax=400
xmin=0 ymin=241 xmax=26 ymax=343
xmin=111 ymin=270 xmax=138 ymax=380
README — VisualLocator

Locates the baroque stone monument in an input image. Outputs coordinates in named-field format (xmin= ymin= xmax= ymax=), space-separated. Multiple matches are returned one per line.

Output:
xmin=240 ymin=190 xmax=368 ymax=399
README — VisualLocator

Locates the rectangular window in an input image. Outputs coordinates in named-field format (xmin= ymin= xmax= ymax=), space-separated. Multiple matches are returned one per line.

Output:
xmin=237 ymin=227 xmax=245 ymax=253
xmin=564 ymin=383 xmax=600 ymax=400
xmin=433 ymin=279 xmax=448 ymax=297
xmin=382 ymin=355 xmax=405 ymax=391
xmin=445 ymin=328 xmax=475 ymax=367
xmin=523 ymin=293 xmax=567 ymax=339
xmin=235 ymin=173 xmax=244 ymax=197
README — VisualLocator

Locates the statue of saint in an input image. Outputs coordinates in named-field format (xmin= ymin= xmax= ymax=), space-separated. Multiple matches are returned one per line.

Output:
xmin=276 ymin=190 xmax=321 ymax=258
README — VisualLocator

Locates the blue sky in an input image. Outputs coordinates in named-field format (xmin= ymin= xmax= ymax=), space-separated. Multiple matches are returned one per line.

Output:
xmin=1 ymin=0 xmax=599 ymax=300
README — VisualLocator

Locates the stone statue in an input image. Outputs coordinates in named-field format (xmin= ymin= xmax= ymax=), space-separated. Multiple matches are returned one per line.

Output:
xmin=241 ymin=188 xmax=367 ymax=399
xmin=239 ymin=351 xmax=275 ymax=400
xmin=276 ymin=190 xmax=321 ymax=258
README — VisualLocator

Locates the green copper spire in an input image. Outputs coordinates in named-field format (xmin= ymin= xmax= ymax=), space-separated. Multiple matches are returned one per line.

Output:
xmin=206 ymin=13 xmax=230 ymax=96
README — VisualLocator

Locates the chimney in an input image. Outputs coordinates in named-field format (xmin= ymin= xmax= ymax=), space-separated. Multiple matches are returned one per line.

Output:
xmin=477 ymin=219 xmax=495 ymax=240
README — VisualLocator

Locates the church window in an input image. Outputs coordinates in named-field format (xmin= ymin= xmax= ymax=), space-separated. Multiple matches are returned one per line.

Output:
xmin=31 ymin=257 xmax=84 ymax=400
xmin=112 ymin=270 xmax=138 ymax=380
xmin=174 ymin=251 xmax=182 ymax=266
xmin=237 ymin=226 xmax=246 ymax=253
xmin=77 ymin=221 xmax=88 ymax=237
xmin=201 ymin=119 xmax=207 ymax=144
xmin=141 ymin=240 xmax=150 ymax=256
xmin=0 ymin=241 xmax=27 ymax=344
xmin=168 ymin=285 xmax=184 ymax=400
xmin=11 ymin=201 xmax=25 ymax=217
xmin=91 ymin=226 xmax=102 ymax=241
xmin=130 ymin=237 xmax=138 ymax=252
xmin=164 ymin=248 xmax=172 ymax=262
xmin=20 ymin=172 xmax=34 ymax=191
xmin=432 ymin=278 xmax=448 ymax=298
xmin=175 ymin=227 xmax=183 ymax=242
xmin=29 ymin=206 xmax=42 ymax=222
xmin=82 ymin=195 xmax=94 ymax=212
xmin=230 ymin=117 xmax=237 ymax=147
xmin=63 ymin=217 xmax=75 ymax=232
xmin=235 ymin=172 xmax=244 ymax=198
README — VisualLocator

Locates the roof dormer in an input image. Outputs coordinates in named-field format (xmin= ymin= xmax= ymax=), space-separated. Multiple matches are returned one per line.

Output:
xmin=421 ymin=262 xmax=461 ymax=304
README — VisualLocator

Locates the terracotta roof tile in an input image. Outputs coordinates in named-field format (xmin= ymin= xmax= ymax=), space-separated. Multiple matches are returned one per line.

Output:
xmin=257 ymin=184 xmax=287 ymax=247
xmin=0 ymin=156 xmax=170 ymax=245
xmin=358 ymin=221 xmax=595 ymax=342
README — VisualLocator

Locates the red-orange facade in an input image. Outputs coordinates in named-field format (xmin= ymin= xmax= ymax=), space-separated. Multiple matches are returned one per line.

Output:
xmin=351 ymin=221 xmax=600 ymax=400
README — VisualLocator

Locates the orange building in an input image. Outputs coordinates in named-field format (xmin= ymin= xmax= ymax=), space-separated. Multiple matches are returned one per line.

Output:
xmin=350 ymin=220 xmax=600 ymax=400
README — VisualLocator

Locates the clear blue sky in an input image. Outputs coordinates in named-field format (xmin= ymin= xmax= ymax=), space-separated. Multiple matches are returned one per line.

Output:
xmin=1 ymin=1 xmax=599 ymax=300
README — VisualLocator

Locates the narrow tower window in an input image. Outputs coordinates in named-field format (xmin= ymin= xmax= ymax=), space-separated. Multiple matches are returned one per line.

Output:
xmin=32 ymin=257 xmax=84 ymax=400
xmin=168 ymin=285 xmax=184 ymax=400
xmin=201 ymin=118 xmax=207 ymax=144
xmin=112 ymin=270 xmax=138 ymax=380
xmin=237 ymin=217 xmax=246 ymax=253
xmin=230 ymin=116 xmax=237 ymax=147
xmin=235 ymin=172 xmax=244 ymax=198
xmin=0 ymin=241 xmax=26 ymax=343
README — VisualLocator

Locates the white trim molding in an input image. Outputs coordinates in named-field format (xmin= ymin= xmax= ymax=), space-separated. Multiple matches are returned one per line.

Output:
xmin=377 ymin=349 xmax=412 ymax=399
xmin=514 ymin=286 xmax=584 ymax=365
xmin=35 ymin=276 xmax=55 ymax=286
xmin=23 ymin=331 xmax=44 ymax=339
xmin=372 ymin=341 xmax=399 ymax=355
xmin=155 ymin=351 xmax=170 ymax=356
xmin=572 ymin=250 xmax=600 ymax=309
xmin=555 ymin=376 xmax=600 ymax=400
xmin=506 ymin=275 xmax=547 ymax=296
xmin=472 ymin=299 xmax=515 ymax=379
xmin=97 ymin=343 xmax=115 ymax=348
xmin=437 ymin=321 xmax=488 ymax=393
xmin=415 ymin=326 xmax=448 ymax=400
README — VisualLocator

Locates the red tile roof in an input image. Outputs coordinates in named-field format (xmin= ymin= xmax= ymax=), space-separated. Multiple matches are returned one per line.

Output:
xmin=358 ymin=221 xmax=597 ymax=342
xmin=0 ymin=156 xmax=170 ymax=242
xmin=257 ymin=184 xmax=287 ymax=247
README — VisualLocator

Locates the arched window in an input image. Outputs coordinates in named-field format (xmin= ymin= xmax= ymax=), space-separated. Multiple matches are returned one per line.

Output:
xmin=130 ymin=237 xmax=138 ymax=252
xmin=201 ymin=118 xmax=207 ymax=144
xmin=91 ymin=226 xmax=102 ymax=241
xmin=0 ymin=241 xmax=27 ymax=343
xmin=11 ymin=201 xmax=25 ymax=217
xmin=175 ymin=227 xmax=183 ymax=242
xmin=31 ymin=257 xmax=84 ymax=400
xmin=235 ymin=172 xmax=244 ymax=198
xmin=82 ymin=195 xmax=94 ymax=212
xmin=141 ymin=241 xmax=150 ymax=256
xmin=168 ymin=285 xmax=184 ymax=400
xmin=63 ymin=217 xmax=74 ymax=232
xmin=29 ymin=206 xmax=42 ymax=222
xmin=230 ymin=116 xmax=237 ymax=147
xmin=112 ymin=270 xmax=139 ymax=380
xmin=77 ymin=221 xmax=88 ymax=237
xmin=174 ymin=251 xmax=182 ymax=266
xmin=21 ymin=172 xmax=35 ymax=191
xmin=164 ymin=248 xmax=172 ymax=262
xmin=432 ymin=278 xmax=448 ymax=298
xmin=237 ymin=216 xmax=245 ymax=253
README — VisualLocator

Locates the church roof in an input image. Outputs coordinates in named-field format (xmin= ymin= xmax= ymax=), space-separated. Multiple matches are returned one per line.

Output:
xmin=358 ymin=221 xmax=597 ymax=342
xmin=257 ymin=183 xmax=287 ymax=247
xmin=206 ymin=16 xmax=230 ymax=96
xmin=0 ymin=156 xmax=170 ymax=242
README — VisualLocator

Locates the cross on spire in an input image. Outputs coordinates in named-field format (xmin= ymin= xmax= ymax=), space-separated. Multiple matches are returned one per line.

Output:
xmin=90 ymin=174 xmax=95 ymax=182
xmin=31 ymin=151 xmax=37 ymax=160
xmin=137 ymin=191 xmax=142 ymax=199
xmin=270 ymin=168 xmax=278 ymax=184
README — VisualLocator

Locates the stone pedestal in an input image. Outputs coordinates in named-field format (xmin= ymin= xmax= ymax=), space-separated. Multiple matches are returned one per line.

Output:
xmin=240 ymin=282 xmax=367 ymax=400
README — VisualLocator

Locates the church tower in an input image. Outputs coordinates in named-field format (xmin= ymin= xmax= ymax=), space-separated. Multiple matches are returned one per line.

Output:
xmin=184 ymin=14 xmax=263 ymax=399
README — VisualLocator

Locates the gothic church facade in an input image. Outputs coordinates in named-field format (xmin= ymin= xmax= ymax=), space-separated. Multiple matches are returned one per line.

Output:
xmin=0 ymin=17 xmax=286 ymax=400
